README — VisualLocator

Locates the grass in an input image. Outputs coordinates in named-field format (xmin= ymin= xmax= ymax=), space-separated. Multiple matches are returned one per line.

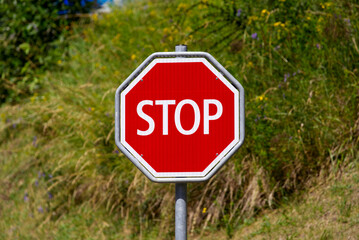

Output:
xmin=0 ymin=0 xmax=359 ymax=239
xmin=231 ymin=161 xmax=359 ymax=239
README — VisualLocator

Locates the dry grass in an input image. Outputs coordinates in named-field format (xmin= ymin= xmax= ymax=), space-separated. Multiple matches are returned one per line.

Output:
xmin=231 ymin=161 xmax=359 ymax=240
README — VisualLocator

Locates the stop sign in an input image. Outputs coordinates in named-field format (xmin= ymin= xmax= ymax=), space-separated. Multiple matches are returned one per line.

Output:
xmin=115 ymin=52 xmax=244 ymax=182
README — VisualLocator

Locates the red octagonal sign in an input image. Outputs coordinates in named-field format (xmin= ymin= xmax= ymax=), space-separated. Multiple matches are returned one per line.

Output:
xmin=115 ymin=52 xmax=244 ymax=182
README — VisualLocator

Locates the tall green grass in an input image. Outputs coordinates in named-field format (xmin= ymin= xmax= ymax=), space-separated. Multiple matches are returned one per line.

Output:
xmin=0 ymin=0 xmax=358 ymax=238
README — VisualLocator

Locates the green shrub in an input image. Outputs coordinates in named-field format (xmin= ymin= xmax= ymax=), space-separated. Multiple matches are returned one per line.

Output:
xmin=0 ymin=0 xmax=95 ymax=103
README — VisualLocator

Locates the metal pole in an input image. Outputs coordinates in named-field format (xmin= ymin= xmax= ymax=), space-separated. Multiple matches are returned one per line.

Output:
xmin=175 ymin=183 xmax=187 ymax=240
xmin=175 ymin=44 xmax=187 ymax=52
xmin=175 ymin=44 xmax=187 ymax=240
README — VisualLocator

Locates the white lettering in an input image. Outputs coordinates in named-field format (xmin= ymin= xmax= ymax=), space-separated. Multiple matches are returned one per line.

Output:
xmin=136 ymin=99 xmax=223 ymax=136
xmin=155 ymin=100 xmax=176 ymax=135
xmin=137 ymin=100 xmax=155 ymax=136
xmin=175 ymin=99 xmax=200 ymax=135
xmin=203 ymin=99 xmax=223 ymax=134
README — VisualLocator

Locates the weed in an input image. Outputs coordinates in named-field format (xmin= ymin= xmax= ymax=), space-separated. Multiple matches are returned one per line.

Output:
xmin=320 ymin=229 xmax=333 ymax=240
xmin=339 ymin=198 xmax=352 ymax=218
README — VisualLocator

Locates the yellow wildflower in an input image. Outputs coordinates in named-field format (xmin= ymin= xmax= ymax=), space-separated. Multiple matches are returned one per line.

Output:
xmin=256 ymin=95 xmax=267 ymax=102
xmin=131 ymin=54 xmax=136 ymax=60
xmin=163 ymin=27 xmax=170 ymax=35
xmin=177 ymin=3 xmax=188 ymax=11
xmin=57 ymin=59 xmax=62 ymax=65
xmin=320 ymin=2 xmax=332 ymax=9
xmin=261 ymin=9 xmax=269 ymax=17
xmin=202 ymin=208 xmax=207 ymax=214
xmin=248 ymin=61 xmax=254 ymax=68
xmin=274 ymin=22 xmax=285 ymax=28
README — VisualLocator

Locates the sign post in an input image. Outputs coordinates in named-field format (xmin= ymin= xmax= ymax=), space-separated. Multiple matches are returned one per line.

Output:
xmin=115 ymin=45 xmax=245 ymax=239
xmin=175 ymin=45 xmax=188 ymax=240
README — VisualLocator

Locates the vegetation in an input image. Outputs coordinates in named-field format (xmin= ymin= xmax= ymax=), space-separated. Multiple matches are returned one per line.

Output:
xmin=231 ymin=161 xmax=359 ymax=239
xmin=0 ymin=0 xmax=358 ymax=239
xmin=0 ymin=0 xmax=95 ymax=103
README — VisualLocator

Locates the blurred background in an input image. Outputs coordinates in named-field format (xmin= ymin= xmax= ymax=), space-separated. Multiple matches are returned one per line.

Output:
xmin=0 ymin=0 xmax=358 ymax=239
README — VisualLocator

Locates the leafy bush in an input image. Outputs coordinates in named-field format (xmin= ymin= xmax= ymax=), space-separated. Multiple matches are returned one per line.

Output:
xmin=0 ymin=0 xmax=95 ymax=103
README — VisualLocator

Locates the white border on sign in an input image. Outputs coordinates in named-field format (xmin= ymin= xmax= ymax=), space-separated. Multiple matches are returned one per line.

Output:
xmin=121 ymin=58 xmax=239 ymax=178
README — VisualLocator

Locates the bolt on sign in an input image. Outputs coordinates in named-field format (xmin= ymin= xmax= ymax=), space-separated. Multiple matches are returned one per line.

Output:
xmin=115 ymin=51 xmax=245 ymax=183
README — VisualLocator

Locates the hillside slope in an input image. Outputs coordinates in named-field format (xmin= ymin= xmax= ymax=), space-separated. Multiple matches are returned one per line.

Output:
xmin=233 ymin=162 xmax=359 ymax=239
xmin=191 ymin=161 xmax=359 ymax=239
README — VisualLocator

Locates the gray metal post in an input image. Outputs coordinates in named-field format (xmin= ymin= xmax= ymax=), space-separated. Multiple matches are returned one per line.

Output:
xmin=175 ymin=44 xmax=187 ymax=240
xmin=175 ymin=44 xmax=187 ymax=52
xmin=175 ymin=183 xmax=187 ymax=240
